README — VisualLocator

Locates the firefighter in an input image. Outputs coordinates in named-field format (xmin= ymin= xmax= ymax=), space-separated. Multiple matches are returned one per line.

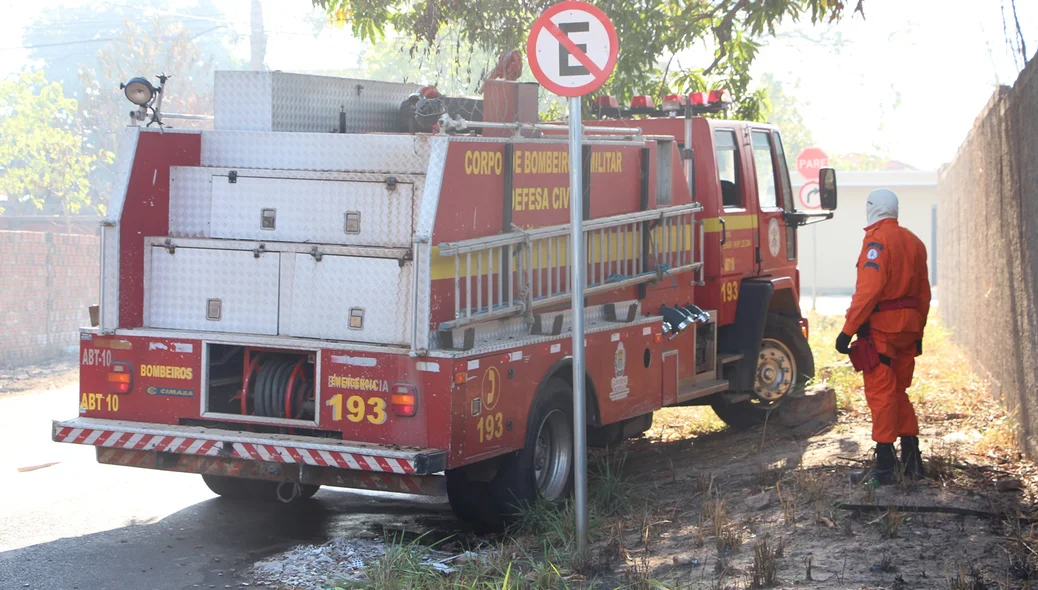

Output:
xmin=835 ymin=188 xmax=931 ymax=485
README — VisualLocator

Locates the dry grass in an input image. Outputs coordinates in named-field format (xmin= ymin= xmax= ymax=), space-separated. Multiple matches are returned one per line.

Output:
xmin=650 ymin=406 xmax=728 ymax=442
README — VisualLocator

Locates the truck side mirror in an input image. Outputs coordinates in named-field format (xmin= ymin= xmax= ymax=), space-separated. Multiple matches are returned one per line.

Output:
xmin=819 ymin=168 xmax=837 ymax=211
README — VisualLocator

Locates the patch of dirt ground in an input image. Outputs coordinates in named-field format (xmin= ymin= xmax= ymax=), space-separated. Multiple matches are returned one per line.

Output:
xmin=0 ymin=356 xmax=78 ymax=396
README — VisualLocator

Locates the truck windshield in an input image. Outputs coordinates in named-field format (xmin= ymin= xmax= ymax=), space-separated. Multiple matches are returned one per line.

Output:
xmin=714 ymin=130 xmax=742 ymax=208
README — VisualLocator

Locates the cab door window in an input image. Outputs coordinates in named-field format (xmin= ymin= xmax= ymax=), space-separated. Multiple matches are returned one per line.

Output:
xmin=714 ymin=130 xmax=742 ymax=209
xmin=772 ymin=132 xmax=794 ymax=211
xmin=751 ymin=131 xmax=780 ymax=209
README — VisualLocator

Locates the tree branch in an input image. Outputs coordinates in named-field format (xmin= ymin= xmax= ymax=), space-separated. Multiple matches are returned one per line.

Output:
xmin=838 ymin=503 xmax=1038 ymax=524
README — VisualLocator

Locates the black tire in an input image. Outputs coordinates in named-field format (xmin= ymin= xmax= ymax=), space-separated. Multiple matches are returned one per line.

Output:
xmin=201 ymin=474 xmax=319 ymax=502
xmin=712 ymin=313 xmax=814 ymax=429
xmin=446 ymin=468 xmax=499 ymax=528
xmin=489 ymin=378 xmax=574 ymax=517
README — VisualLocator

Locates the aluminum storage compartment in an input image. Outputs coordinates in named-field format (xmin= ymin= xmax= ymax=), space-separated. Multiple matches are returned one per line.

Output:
xmin=145 ymin=246 xmax=281 ymax=335
xmin=279 ymin=253 xmax=413 ymax=345
xmin=208 ymin=175 xmax=413 ymax=248
xmin=214 ymin=71 xmax=420 ymax=133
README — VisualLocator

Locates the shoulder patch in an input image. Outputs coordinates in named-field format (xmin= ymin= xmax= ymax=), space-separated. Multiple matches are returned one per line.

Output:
xmin=866 ymin=241 xmax=884 ymax=251
xmin=866 ymin=248 xmax=880 ymax=260
xmin=864 ymin=262 xmax=880 ymax=271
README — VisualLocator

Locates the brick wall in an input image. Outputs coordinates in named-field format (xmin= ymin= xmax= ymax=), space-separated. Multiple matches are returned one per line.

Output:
xmin=0 ymin=231 xmax=99 ymax=367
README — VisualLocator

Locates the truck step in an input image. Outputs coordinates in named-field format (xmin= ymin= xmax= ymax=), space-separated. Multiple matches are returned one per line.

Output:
xmin=676 ymin=378 xmax=730 ymax=403
xmin=718 ymin=353 xmax=744 ymax=365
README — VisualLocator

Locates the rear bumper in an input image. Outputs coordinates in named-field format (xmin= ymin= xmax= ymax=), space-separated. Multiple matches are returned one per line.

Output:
xmin=52 ymin=418 xmax=446 ymax=476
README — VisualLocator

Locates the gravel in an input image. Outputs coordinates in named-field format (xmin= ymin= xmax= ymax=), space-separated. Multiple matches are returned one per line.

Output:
xmin=249 ymin=537 xmax=459 ymax=588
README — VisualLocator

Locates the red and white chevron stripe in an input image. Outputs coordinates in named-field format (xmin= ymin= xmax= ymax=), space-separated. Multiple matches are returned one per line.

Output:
xmin=53 ymin=424 xmax=417 ymax=474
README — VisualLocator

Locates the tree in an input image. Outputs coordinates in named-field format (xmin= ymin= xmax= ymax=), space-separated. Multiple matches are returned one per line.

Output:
xmin=315 ymin=0 xmax=864 ymax=121
xmin=23 ymin=2 xmax=238 ymax=212
xmin=759 ymin=73 xmax=814 ymax=163
xmin=0 ymin=71 xmax=112 ymax=220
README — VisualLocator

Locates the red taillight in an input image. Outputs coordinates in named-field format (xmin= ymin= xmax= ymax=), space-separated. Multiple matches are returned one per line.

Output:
xmin=391 ymin=383 xmax=418 ymax=417
xmin=107 ymin=361 xmax=133 ymax=394
xmin=594 ymin=95 xmax=619 ymax=108
xmin=708 ymin=89 xmax=733 ymax=104
xmin=630 ymin=95 xmax=655 ymax=109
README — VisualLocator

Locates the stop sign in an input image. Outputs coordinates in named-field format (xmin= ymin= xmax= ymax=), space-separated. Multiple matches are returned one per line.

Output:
xmin=796 ymin=147 xmax=829 ymax=181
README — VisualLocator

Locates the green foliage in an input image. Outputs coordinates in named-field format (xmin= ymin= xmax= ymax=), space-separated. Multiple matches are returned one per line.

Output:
xmin=0 ymin=71 xmax=112 ymax=216
xmin=24 ymin=3 xmax=238 ymax=213
xmin=316 ymin=0 xmax=864 ymax=122
xmin=759 ymin=73 xmax=814 ymax=161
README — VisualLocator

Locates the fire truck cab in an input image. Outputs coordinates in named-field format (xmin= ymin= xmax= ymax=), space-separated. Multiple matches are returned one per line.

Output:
xmin=54 ymin=72 xmax=836 ymax=525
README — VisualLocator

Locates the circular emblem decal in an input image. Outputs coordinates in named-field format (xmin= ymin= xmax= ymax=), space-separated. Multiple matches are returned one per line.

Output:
xmin=867 ymin=248 xmax=879 ymax=260
xmin=768 ymin=218 xmax=781 ymax=257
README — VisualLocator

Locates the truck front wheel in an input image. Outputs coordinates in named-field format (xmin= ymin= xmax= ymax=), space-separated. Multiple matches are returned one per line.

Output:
xmin=712 ymin=314 xmax=814 ymax=429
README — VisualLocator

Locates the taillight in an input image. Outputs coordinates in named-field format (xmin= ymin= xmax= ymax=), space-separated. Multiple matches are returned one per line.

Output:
xmin=107 ymin=361 xmax=133 ymax=394
xmin=391 ymin=383 xmax=418 ymax=417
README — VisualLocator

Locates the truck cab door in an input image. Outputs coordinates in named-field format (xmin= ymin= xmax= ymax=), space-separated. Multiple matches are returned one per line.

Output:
xmin=711 ymin=127 xmax=757 ymax=324
xmin=750 ymin=129 xmax=796 ymax=277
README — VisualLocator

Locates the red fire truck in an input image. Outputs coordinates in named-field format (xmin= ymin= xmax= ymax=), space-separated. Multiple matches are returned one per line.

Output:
xmin=53 ymin=71 xmax=836 ymax=525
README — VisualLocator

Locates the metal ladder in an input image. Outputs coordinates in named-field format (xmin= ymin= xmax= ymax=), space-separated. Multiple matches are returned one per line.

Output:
xmin=437 ymin=203 xmax=705 ymax=331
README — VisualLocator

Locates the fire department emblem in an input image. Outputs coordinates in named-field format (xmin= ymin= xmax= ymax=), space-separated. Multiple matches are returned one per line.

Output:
xmin=610 ymin=342 xmax=630 ymax=401
xmin=768 ymin=218 xmax=781 ymax=257
xmin=867 ymin=248 xmax=879 ymax=260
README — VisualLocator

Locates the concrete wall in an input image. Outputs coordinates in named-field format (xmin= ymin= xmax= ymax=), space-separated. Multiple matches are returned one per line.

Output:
xmin=0 ymin=231 xmax=99 ymax=367
xmin=793 ymin=171 xmax=938 ymax=295
xmin=938 ymin=56 xmax=1038 ymax=456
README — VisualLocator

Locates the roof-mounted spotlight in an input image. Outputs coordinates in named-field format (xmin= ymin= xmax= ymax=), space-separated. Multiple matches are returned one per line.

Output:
xmin=120 ymin=77 xmax=156 ymax=106
xmin=120 ymin=74 xmax=168 ymax=127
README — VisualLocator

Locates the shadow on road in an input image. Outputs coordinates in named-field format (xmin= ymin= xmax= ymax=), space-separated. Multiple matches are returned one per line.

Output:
xmin=0 ymin=489 xmax=453 ymax=590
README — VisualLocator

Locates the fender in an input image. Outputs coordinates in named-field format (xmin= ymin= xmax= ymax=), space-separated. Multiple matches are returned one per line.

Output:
xmin=765 ymin=276 xmax=800 ymax=317
xmin=718 ymin=279 xmax=774 ymax=392
xmin=532 ymin=356 xmax=602 ymax=428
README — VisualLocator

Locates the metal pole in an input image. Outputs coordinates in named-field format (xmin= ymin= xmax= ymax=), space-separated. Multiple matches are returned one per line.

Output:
xmin=568 ymin=96 xmax=588 ymax=557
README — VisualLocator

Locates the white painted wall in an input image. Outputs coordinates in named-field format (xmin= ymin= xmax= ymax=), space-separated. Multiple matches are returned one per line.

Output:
xmin=793 ymin=170 xmax=938 ymax=295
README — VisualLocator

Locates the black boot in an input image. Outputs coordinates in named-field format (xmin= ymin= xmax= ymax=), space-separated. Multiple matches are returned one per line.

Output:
xmin=900 ymin=436 xmax=925 ymax=480
xmin=849 ymin=443 xmax=898 ymax=486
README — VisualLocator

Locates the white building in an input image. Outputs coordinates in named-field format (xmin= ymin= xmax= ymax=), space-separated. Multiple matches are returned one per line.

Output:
xmin=793 ymin=170 xmax=938 ymax=296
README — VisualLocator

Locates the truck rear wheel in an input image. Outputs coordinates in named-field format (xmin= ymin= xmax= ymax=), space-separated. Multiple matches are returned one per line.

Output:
xmin=489 ymin=378 xmax=574 ymax=516
xmin=712 ymin=314 xmax=814 ymax=429
xmin=446 ymin=379 xmax=575 ymax=526
xmin=202 ymin=474 xmax=319 ymax=502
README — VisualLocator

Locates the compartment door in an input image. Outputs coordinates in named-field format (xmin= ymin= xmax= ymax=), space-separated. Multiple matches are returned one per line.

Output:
xmin=146 ymin=247 xmax=281 ymax=335
xmin=280 ymin=254 xmax=413 ymax=345
xmin=209 ymin=176 xmax=413 ymax=247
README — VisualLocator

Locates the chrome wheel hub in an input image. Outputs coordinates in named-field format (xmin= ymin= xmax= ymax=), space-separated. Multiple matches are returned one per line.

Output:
xmin=533 ymin=408 xmax=573 ymax=502
xmin=755 ymin=338 xmax=797 ymax=402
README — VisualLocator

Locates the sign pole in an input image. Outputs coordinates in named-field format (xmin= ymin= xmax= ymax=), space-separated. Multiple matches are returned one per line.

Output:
xmin=568 ymin=95 xmax=588 ymax=556
xmin=527 ymin=0 xmax=617 ymax=558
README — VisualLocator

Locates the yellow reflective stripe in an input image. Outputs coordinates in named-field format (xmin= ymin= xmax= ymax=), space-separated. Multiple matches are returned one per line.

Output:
xmin=429 ymin=216 xmax=755 ymax=281
xmin=703 ymin=214 xmax=758 ymax=233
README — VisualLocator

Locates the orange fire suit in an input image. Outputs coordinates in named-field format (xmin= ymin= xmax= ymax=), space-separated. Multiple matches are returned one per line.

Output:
xmin=842 ymin=219 xmax=931 ymax=444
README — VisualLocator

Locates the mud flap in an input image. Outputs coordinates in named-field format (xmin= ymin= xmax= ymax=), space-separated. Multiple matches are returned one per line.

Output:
xmin=718 ymin=280 xmax=774 ymax=393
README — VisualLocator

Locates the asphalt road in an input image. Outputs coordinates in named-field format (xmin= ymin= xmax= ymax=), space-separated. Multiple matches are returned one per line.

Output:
xmin=0 ymin=383 xmax=453 ymax=590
